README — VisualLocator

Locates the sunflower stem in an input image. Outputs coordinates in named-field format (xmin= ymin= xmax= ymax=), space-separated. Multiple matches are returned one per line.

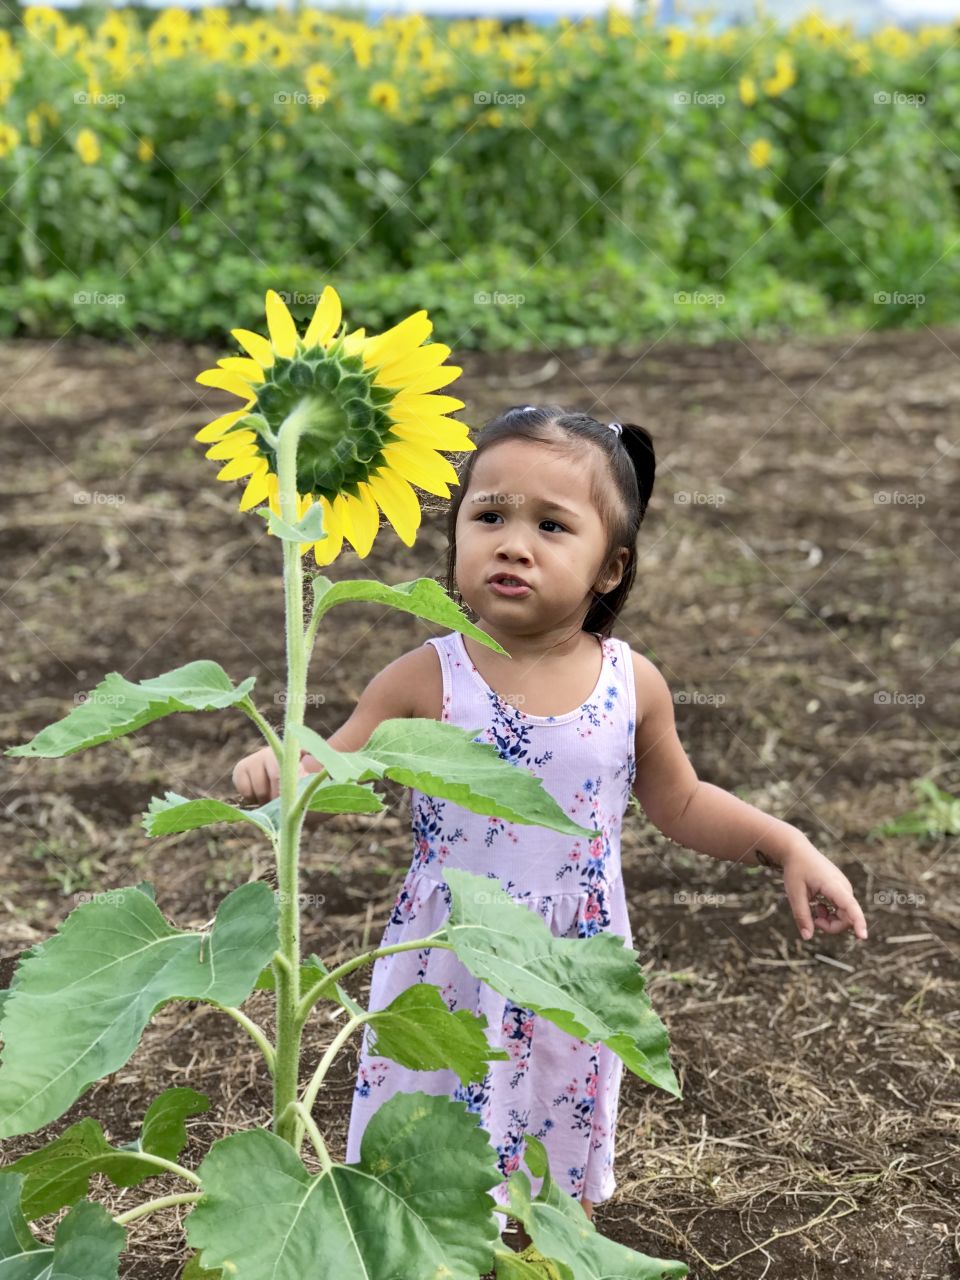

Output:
xmin=272 ymin=398 xmax=317 ymax=1147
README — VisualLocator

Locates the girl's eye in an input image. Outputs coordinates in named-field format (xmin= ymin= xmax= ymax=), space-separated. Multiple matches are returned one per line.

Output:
xmin=474 ymin=512 xmax=565 ymax=533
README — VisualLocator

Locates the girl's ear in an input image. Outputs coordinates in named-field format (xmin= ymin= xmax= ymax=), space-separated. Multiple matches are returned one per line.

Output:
xmin=595 ymin=546 xmax=629 ymax=595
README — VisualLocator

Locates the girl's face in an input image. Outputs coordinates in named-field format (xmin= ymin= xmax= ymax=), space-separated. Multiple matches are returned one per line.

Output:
xmin=454 ymin=437 xmax=627 ymax=635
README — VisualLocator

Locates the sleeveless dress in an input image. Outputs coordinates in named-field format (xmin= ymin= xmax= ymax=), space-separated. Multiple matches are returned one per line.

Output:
xmin=344 ymin=628 xmax=638 ymax=1230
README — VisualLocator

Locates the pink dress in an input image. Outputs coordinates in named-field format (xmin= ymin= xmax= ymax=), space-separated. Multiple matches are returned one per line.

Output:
xmin=344 ymin=628 xmax=637 ymax=1228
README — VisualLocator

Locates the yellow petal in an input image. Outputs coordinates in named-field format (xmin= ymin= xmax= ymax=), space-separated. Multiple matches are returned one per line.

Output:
xmin=302 ymin=285 xmax=342 ymax=351
xmin=196 ymin=369 xmax=258 ymax=400
xmin=298 ymin=493 xmax=317 ymax=557
xmin=366 ymin=468 xmax=421 ymax=546
xmin=194 ymin=406 xmax=254 ymax=443
xmin=381 ymin=441 xmax=460 ymax=496
xmin=217 ymin=355 xmax=265 ymax=382
xmin=231 ymin=327 xmax=275 ymax=368
xmin=362 ymin=310 xmax=432 ymax=369
xmin=389 ymin=392 xmax=466 ymax=419
xmin=204 ymin=432 xmax=258 ymax=460
xmin=217 ymin=454 xmax=263 ymax=481
xmin=238 ymin=462 xmax=272 ymax=511
xmin=390 ymin=364 xmax=462 ymax=395
xmin=342 ymin=327 xmax=367 ymax=359
xmin=339 ymin=485 xmax=380 ymax=558
xmin=390 ymin=416 xmax=473 ymax=450
xmin=375 ymin=342 xmax=452 ymax=385
xmin=311 ymin=497 xmax=345 ymax=565
xmin=265 ymin=288 xmax=298 ymax=359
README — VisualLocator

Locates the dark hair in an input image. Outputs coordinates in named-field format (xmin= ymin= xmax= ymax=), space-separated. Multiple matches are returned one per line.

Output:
xmin=443 ymin=403 xmax=655 ymax=639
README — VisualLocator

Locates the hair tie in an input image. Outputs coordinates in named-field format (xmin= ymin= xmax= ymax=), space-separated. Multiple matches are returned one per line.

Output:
xmin=520 ymin=405 xmax=537 ymax=412
xmin=608 ymin=422 xmax=623 ymax=437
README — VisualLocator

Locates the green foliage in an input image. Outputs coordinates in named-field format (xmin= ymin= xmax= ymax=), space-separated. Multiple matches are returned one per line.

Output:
xmin=0 ymin=884 xmax=277 ymax=1136
xmin=444 ymin=868 xmax=680 ymax=1098
xmin=0 ymin=1172 xmax=126 ymax=1278
xmin=5 ymin=1088 xmax=209 ymax=1218
xmin=184 ymin=1094 xmax=503 ymax=1280
xmin=2 ymin=15 xmax=957 ymax=344
xmin=869 ymin=777 xmax=960 ymax=839
xmin=5 ymin=660 xmax=256 ymax=758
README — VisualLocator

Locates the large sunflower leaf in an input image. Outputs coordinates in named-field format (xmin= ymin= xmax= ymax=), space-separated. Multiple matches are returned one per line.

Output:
xmin=185 ymin=1093 xmax=502 ymax=1280
xmin=6 ymin=1088 xmax=208 ymax=1218
xmin=360 ymin=984 xmax=510 ymax=1083
xmin=442 ymin=868 xmax=681 ymax=1098
xmin=298 ymin=719 xmax=600 ymax=840
xmin=0 ymin=1172 xmax=125 ymax=1277
xmin=502 ymin=1135 xmax=688 ymax=1279
xmin=183 ymin=1254 xmax=223 ymax=1278
xmin=5 ymin=660 xmax=256 ymax=758
xmin=0 ymin=883 xmax=277 ymax=1137
xmin=142 ymin=777 xmax=382 ymax=838
xmin=308 ymin=575 xmax=509 ymax=652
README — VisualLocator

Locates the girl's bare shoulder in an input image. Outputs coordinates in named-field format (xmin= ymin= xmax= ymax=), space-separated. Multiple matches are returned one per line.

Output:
xmin=395 ymin=640 xmax=443 ymax=721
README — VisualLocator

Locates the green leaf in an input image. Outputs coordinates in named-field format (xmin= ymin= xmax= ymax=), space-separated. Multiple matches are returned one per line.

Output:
xmin=6 ymin=1088 xmax=207 ymax=1218
xmin=186 ymin=1093 xmax=502 ymax=1280
xmin=362 ymin=984 xmax=510 ymax=1083
xmin=183 ymin=1253 xmax=223 ymax=1278
xmin=5 ymin=660 xmax=257 ymax=758
xmin=442 ymin=868 xmax=681 ymax=1098
xmin=298 ymin=719 xmax=601 ymax=840
xmin=0 ymin=884 xmax=277 ymax=1137
xmin=257 ymin=504 xmax=327 ymax=543
xmin=0 ymin=1171 xmax=125 ymax=1277
xmin=143 ymin=777 xmax=384 ymax=838
xmin=504 ymin=1135 xmax=688 ymax=1279
xmin=308 ymin=574 xmax=508 ymax=653
xmin=126 ymin=1085 xmax=210 ymax=1160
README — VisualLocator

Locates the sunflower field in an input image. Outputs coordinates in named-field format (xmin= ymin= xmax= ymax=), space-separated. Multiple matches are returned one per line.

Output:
xmin=1 ymin=4 xmax=958 ymax=346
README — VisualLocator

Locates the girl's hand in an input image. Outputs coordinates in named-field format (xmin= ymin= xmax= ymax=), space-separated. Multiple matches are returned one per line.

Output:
xmin=781 ymin=842 xmax=868 ymax=942
xmin=232 ymin=745 xmax=311 ymax=804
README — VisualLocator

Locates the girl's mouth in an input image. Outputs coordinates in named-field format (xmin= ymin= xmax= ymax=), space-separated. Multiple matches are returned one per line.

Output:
xmin=488 ymin=580 xmax=532 ymax=597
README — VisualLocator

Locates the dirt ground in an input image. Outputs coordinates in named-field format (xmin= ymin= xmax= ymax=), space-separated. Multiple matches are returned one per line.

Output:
xmin=0 ymin=326 xmax=958 ymax=1279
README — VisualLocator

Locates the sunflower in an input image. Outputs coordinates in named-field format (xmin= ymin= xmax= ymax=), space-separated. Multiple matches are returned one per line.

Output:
xmin=194 ymin=287 xmax=474 ymax=565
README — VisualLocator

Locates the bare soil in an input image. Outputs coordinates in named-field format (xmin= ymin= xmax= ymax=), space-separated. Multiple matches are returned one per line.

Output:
xmin=1 ymin=328 xmax=958 ymax=1278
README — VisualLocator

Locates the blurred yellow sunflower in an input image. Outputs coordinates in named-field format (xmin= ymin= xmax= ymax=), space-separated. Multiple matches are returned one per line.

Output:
xmin=194 ymin=287 xmax=473 ymax=564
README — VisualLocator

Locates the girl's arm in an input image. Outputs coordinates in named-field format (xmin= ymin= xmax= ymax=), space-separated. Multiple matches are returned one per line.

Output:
xmin=630 ymin=652 xmax=868 ymax=942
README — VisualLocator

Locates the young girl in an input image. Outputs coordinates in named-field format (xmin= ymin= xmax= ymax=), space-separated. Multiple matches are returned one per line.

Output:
xmin=234 ymin=403 xmax=868 ymax=1243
